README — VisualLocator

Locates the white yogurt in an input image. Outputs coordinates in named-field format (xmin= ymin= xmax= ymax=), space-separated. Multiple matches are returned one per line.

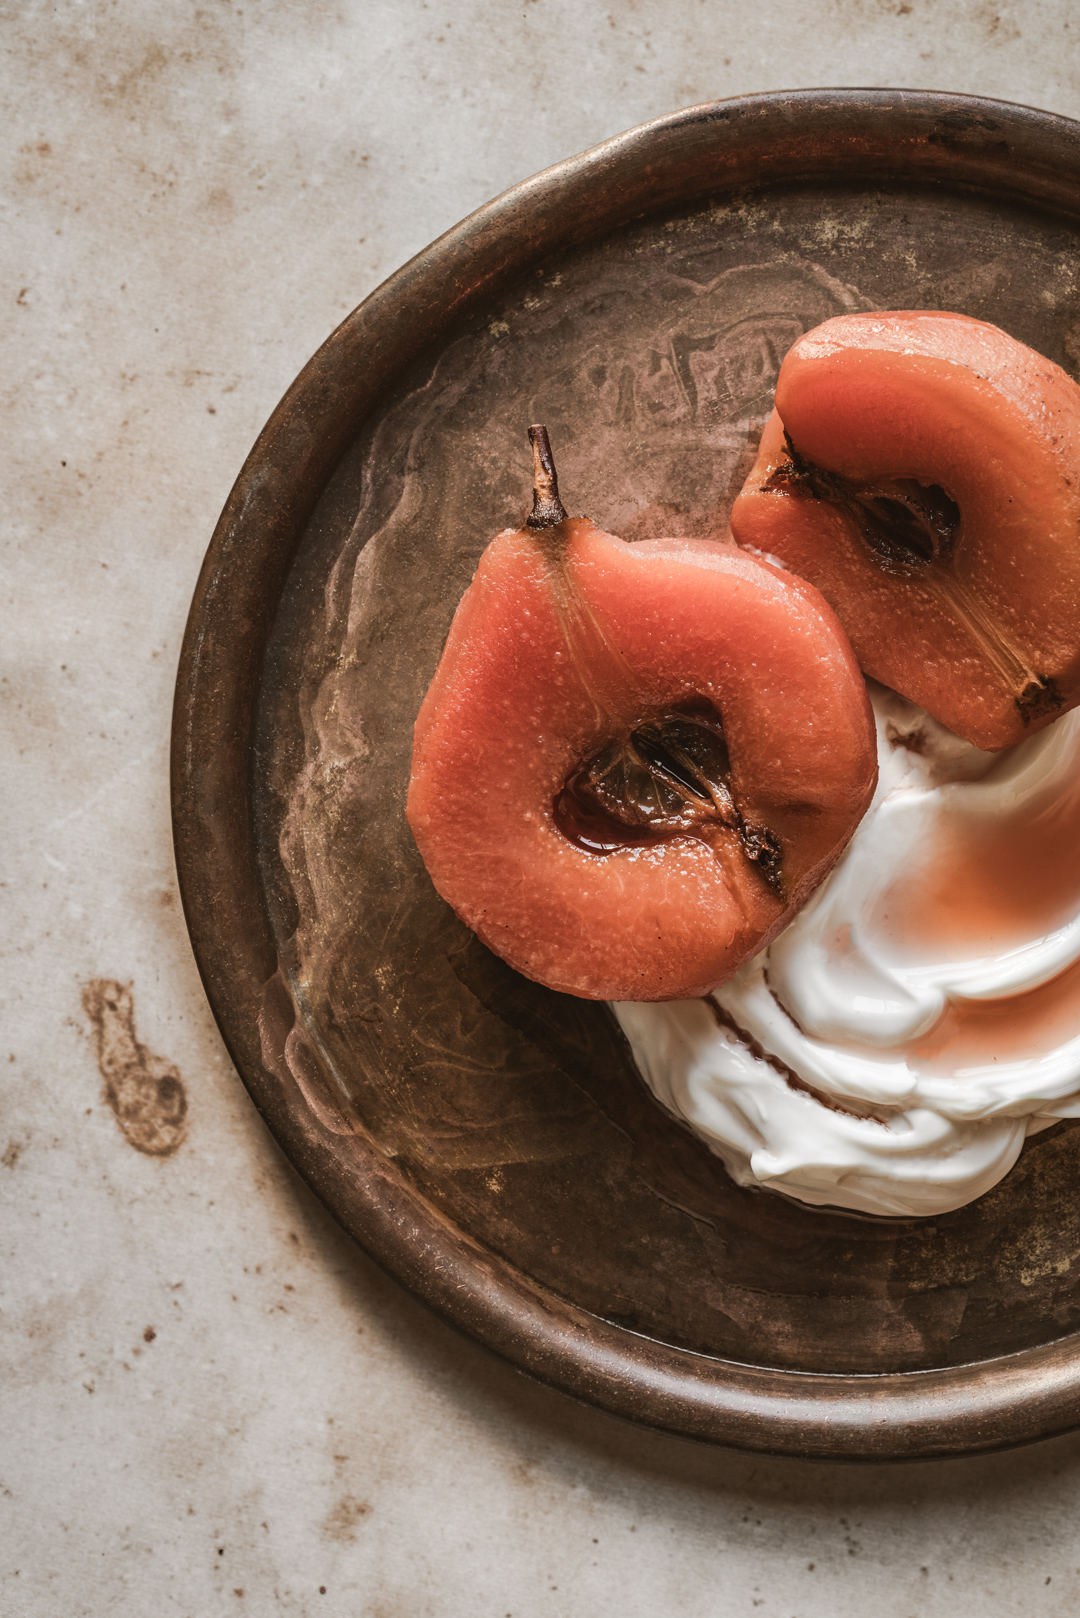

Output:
xmin=614 ymin=684 xmax=1080 ymax=1217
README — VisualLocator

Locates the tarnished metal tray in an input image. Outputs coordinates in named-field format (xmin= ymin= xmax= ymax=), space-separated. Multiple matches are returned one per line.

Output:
xmin=173 ymin=90 xmax=1080 ymax=1459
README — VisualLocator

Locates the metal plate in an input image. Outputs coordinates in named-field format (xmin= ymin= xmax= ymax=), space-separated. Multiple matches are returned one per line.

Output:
xmin=173 ymin=90 xmax=1080 ymax=1459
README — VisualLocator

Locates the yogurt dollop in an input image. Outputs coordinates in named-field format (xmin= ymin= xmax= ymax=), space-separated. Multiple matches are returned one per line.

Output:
xmin=614 ymin=684 xmax=1080 ymax=1218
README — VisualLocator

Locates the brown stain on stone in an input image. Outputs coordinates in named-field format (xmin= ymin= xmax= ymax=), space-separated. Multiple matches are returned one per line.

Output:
xmin=320 ymin=1495 xmax=371 ymax=1543
xmin=81 ymin=979 xmax=187 ymax=1156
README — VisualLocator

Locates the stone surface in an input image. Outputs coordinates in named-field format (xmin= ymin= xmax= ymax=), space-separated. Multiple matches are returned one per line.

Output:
xmin=5 ymin=0 xmax=1080 ymax=1613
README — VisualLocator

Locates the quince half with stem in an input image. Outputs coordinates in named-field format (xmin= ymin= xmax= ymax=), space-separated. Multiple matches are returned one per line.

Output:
xmin=407 ymin=427 xmax=877 ymax=1000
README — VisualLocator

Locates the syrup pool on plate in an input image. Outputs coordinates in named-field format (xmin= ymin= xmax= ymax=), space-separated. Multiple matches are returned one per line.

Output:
xmin=614 ymin=683 xmax=1080 ymax=1218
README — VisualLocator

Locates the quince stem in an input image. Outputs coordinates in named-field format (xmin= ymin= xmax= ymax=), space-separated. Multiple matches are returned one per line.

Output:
xmin=526 ymin=424 xmax=569 ymax=529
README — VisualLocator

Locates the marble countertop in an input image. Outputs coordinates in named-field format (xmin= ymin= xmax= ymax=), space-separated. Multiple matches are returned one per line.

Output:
xmin=6 ymin=2 xmax=1080 ymax=1613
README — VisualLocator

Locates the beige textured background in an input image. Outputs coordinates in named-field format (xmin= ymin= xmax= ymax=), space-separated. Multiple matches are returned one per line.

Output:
xmin=6 ymin=1 xmax=1080 ymax=1613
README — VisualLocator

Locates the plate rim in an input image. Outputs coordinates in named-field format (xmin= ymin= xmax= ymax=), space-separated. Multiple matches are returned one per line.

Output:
xmin=172 ymin=87 xmax=1080 ymax=1460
